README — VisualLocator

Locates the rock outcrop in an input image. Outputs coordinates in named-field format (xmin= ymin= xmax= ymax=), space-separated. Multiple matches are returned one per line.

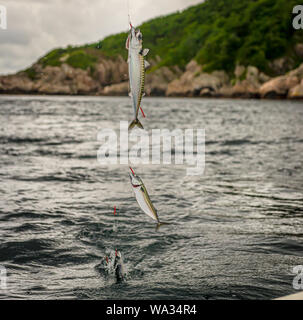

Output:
xmin=1 ymin=56 xmax=303 ymax=99
xmin=0 ymin=73 xmax=35 ymax=93
xmin=146 ymin=66 xmax=182 ymax=96
xmin=94 ymin=55 xmax=128 ymax=86
xmin=259 ymin=64 xmax=303 ymax=98
xmin=259 ymin=76 xmax=299 ymax=98
xmin=231 ymin=65 xmax=271 ymax=98
xmin=102 ymin=81 xmax=128 ymax=96
xmin=269 ymin=57 xmax=295 ymax=76
xmin=288 ymin=79 xmax=303 ymax=99
xmin=167 ymin=61 xmax=229 ymax=97
xmin=295 ymin=43 xmax=303 ymax=60
xmin=34 ymin=64 xmax=98 ymax=94
xmin=0 ymin=56 xmax=128 ymax=95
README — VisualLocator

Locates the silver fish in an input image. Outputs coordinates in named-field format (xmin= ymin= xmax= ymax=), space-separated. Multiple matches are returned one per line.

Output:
xmin=129 ymin=167 xmax=167 ymax=228
xmin=114 ymin=250 xmax=125 ymax=283
xmin=103 ymin=249 xmax=125 ymax=282
xmin=126 ymin=26 xmax=150 ymax=130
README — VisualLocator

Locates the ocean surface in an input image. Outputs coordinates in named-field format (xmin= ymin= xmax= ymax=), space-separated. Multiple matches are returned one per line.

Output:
xmin=0 ymin=95 xmax=302 ymax=300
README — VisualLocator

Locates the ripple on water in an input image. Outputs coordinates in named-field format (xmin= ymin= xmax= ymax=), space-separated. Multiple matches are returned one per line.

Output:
xmin=0 ymin=96 xmax=302 ymax=299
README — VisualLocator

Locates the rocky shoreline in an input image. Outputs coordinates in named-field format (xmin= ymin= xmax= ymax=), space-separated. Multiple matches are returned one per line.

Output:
xmin=1 ymin=57 xmax=303 ymax=99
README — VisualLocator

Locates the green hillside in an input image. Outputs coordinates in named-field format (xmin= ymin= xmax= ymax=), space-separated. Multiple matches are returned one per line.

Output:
xmin=31 ymin=0 xmax=302 ymax=77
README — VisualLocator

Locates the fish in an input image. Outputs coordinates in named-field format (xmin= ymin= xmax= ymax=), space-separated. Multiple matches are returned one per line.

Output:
xmin=114 ymin=250 xmax=125 ymax=283
xmin=126 ymin=25 xmax=150 ymax=130
xmin=129 ymin=167 xmax=167 ymax=228
xmin=102 ymin=249 xmax=125 ymax=282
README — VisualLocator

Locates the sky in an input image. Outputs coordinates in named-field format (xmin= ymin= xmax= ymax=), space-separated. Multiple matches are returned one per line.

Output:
xmin=0 ymin=0 xmax=202 ymax=75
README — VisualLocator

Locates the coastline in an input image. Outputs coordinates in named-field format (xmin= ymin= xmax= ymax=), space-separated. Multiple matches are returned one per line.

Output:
xmin=0 ymin=93 xmax=302 ymax=102
xmin=1 ymin=60 xmax=303 ymax=100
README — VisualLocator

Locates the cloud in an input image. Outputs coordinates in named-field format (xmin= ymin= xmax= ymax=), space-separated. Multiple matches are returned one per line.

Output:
xmin=0 ymin=0 xmax=202 ymax=75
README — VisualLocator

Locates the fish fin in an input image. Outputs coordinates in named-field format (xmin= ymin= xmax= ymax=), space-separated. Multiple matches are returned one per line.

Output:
xmin=128 ymin=119 xmax=144 ymax=131
xmin=155 ymin=222 xmax=170 ymax=231
xmin=144 ymin=60 xmax=150 ymax=69
xmin=126 ymin=35 xmax=130 ymax=50
xmin=142 ymin=49 xmax=149 ymax=56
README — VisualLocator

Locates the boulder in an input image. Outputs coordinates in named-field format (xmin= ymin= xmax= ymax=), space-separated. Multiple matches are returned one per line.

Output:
xmin=102 ymin=81 xmax=128 ymax=96
xmin=288 ymin=63 xmax=303 ymax=79
xmin=259 ymin=63 xmax=303 ymax=98
xmin=186 ymin=60 xmax=201 ymax=73
xmin=269 ymin=57 xmax=294 ymax=75
xmin=234 ymin=65 xmax=246 ymax=79
xmin=230 ymin=66 xmax=270 ymax=98
xmin=193 ymin=71 xmax=228 ymax=96
xmin=259 ymin=76 xmax=299 ymax=98
xmin=146 ymin=66 xmax=181 ymax=96
xmin=246 ymin=66 xmax=260 ymax=86
xmin=288 ymin=79 xmax=303 ymax=99
xmin=75 ymin=72 xmax=98 ymax=94
xmin=217 ymin=85 xmax=234 ymax=98
xmin=61 ymin=63 xmax=75 ymax=80
xmin=36 ymin=83 xmax=72 ymax=95
xmin=95 ymin=55 xmax=128 ymax=85
xmin=259 ymin=72 xmax=271 ymax=83
xmin=199 ymin=87 xmax=213 ymax=97
xmin=166 ymin=60 xmax=229 ymax=97
xmin=295 ymin=43 xmax=303 ymax=59
xmin=231 ymin=80 xmax=260 ymax=98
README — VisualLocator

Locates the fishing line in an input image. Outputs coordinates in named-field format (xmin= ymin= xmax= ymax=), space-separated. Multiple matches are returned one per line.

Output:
xmin=140 ymin=106 xmax=146 ymax=118
xmin=127 ymin=0 xmax=132 ymax=27
xmin=113 ymin=206 xmax=118 ymax=232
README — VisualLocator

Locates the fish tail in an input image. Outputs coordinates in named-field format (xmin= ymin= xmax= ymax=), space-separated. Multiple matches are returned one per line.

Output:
xmin=155 ymin=221 xmax=169 ymax=231
xmin=128 ymin=118 xmax=144 ymax=130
